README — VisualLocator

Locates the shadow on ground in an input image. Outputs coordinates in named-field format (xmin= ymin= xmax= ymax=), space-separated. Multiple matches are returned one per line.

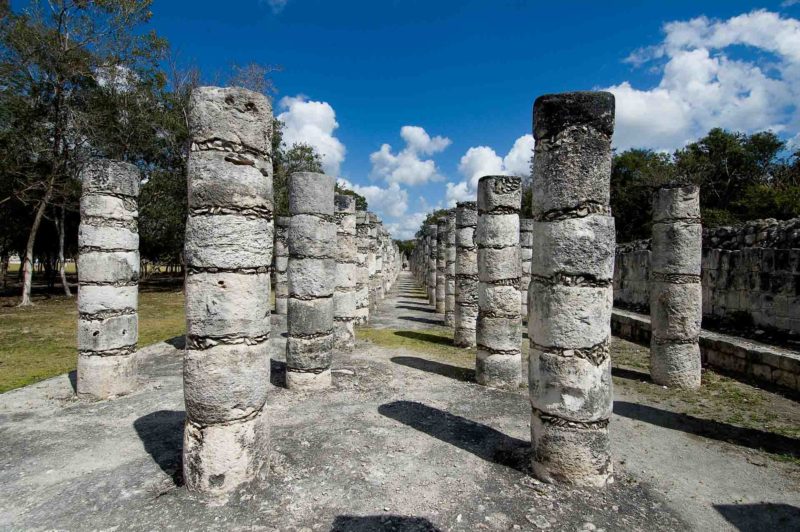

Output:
xmin=378 ymin=400 xmax=528 ymax=473
xmin=398 ymin=316 xmax=445 ymax=326
xmin=166 ymin=335 xmax=186 ymax=349
xmin=393 ymin=330 xmax=452 ymax=346
xmin=331 ymin=515 xmax=442 ymax=531
xmin=395 ymin=305 xmax=437 ymax=313
xmin=133 ymin=410 xmax=185 ymax=486
xmin=714 ymin=503 xmax=800 ymax=531
xmin=611 ymin=367 xmax=652 ymax=382
xmin=614 ymin=401 xmax=800 ymax=458
xmin=270 ymin=359 xmax=287 ymax=388
xmin=392 ymin=356 xmax=474 ymax=382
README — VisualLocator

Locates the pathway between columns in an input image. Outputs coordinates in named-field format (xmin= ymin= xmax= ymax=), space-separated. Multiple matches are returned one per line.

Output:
xmin=0 ymin=271 xmax=797 ymax=530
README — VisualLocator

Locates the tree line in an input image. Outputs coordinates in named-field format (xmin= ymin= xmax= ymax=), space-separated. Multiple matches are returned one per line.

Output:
xmin=0 ymin=0 xmax=365 ymax=304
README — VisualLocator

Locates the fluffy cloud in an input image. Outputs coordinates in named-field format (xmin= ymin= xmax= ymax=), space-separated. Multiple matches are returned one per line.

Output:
xmin=337 ymin=178 xmax=409 ymax=219
xmin=277 ymin=95 xmax=346 ymax=176
xmin=445 ymin=134 xmax=535 ymax=205
xmin=607 ymin=10 xmax=800 ymax=151
xmin=385 ymin=211 xmax=428 ymax=241
xmin=261 ymin=0 xmax=288 ymax=14
xmin=370 ymin=126 xmax=451 ymax=186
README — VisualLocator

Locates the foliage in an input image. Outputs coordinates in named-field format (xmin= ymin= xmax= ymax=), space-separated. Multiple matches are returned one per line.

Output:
xmin=395 ymin=239 xmax=415 ymax=256
xmin=335 ymin=183 xmax=368 ymax=211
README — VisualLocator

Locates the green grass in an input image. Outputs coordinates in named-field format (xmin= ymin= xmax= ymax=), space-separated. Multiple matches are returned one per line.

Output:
xmin=0 ymin=289 xmax=185 ymax=393
xmin=357 ymin=326 xmax=476 ymax=368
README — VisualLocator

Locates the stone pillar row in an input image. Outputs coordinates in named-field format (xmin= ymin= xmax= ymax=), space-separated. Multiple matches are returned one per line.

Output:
xmin=444 ymin=212 xmax=456 ymax=327
xmin=274 ymin=216 xmax=289 ymax=315
xmin=183 ymin=86 xmax=273 ymax=498
xmin=454 ymin=202 xmax=478 ymax=347
xmin=520 ymin=218 xmax=533 ymax=319
xmin=77 ymin=160 xmax=141 ymax=400
xmin=436 ymin=218 xmax=446 ymax=314
xmin=649 ymin=185 xmax=702 ymax=389
xmin=334 ymin=195 xmax=358 ymax=351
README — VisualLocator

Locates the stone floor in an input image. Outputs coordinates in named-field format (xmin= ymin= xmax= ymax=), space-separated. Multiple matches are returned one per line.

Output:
xmin=0 ymin=272 xmax=798 ymax=531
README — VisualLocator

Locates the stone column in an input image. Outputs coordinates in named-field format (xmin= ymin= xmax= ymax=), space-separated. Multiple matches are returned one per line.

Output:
xmin=650 ymin=185 xmax=702 ymax=388
xmin=274 ymin=216 xmax=290 ymax=315
xmin=77 ymin=160 xmax=140 ymax=399
xmin=354 ymin=211 xmax=370 ymax=323
xmin=454 ymin=201 xmax=478 ymax=348
xmin=528 ymin=91 xmax=616 ymax=487
xmin=444 ymin=211 xmax=457 ymax=327
xmin=334 ymin=194 xmax=358 ymax=350
xmin=436 ymin=218 xmax=447 ymax=314
xmin=287 ymin=172 xmax=336 ymax=390
xmin=426 ymin=224 xmax=438 ymax=306
xmin=520 ymin=218 xmax=534 ymax=319
xmin=183 ymin=86 xmax=272 ymax=496
xmin=476 ymin=176 xmax=522 ymax=388
xmin=374 ymin=224 xmax=385 ymax=301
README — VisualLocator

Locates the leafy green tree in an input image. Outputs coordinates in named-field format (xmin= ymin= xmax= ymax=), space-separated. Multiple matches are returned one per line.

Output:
xmin=334 ymin=183 xmax=368 ymax=211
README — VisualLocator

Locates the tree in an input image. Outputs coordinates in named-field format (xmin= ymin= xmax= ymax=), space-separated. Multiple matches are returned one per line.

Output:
xmin=334 ymin=183 xmax=368 ymax=211
xmin=0 ymin=0 xmax=165 ymax=304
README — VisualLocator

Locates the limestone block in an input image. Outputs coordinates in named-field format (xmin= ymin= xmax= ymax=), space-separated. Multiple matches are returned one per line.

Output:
xmin=288 ymin=172 xmax=335 ymax=215
xmin=183 ymin=409 xmax=269 ymax=496
xmin=335 ymin=262 xmax=358 ymax=289
xmin=476 ymin=351 xmax=521 ymax=389
xmin=189 ymin=86 xmax=272 ymax=155
xmin=652 ymin=185 xmax=700 ymax=222
xmin=477 ymin=176 xmax=522 ymax=212
xmin=455 ymin=251 xmax=478 ymax=276
xmin=455 ymin=278 xmax=478 ymax=304
xmin=82 ymin=159 xmax=140 ymax=197
xmin=478 ymin=247 xmax=520 ymax=282
xmin=479 ymin=284 xmax=522 ymax=316
xmin=78 ymin=251 xmax=139 ymax=284
xmin=286 ymin=369 xmax=332 ymax=390
xmin=184 ymin=343 xmax=270 ymax=425
xmin=531 ymin=215 xmax=615 ymax=279
xmin=188 ymin=151 xmax=273 ymax=211
xmin=78 ymin=285 xmax=138 ymax=314
xmin=528 ymin=282 xmax=612 ymax=349
xmin=334 ymin=290 xmax=357 ymax=317
xmin=185 ymin=272 xmax=270 ymax=339
xmin=651 ymin=222 xmax=702 ymax=275
xmin=475 ymin=213 xmax=520 ymax=248
xmin=79 ymin=225 xmax=139 ymax=251
xmin=80 ymin=195 xmax=137 ymax=221
xmin=288 ymin=258 xmax=335 ymax=298
xmin=529 ymin=348 xmax=612 ymax=422
xmin=649 ymin=281 xmax=702 ymax=341
xmin=289 ymin=214 xmax=336 ymax=258
xmin=77 ymin=352 xmax=138 ymax=398
xmin=185 ymin=214 xmax=272 ymax=269
xmin=286 ymin=335 xmax=334 ymax=370
xmin=287 ymin=297 xmax=334 ymax=336
xmin=78 ymin=314 xmax=138 ymax=352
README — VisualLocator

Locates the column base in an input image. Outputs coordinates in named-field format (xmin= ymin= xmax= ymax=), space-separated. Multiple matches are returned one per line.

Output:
xmin=476 ymin=350 xmax=521 ymax=389
xmin=286 ymin=368 xmax=332 ymax=391
xmin=77 ymin=351 xmax=138 ymax=399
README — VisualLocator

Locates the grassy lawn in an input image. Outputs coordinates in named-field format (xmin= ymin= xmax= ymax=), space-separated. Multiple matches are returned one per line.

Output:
xmin=0 ymin=289 xmax=185 ymax=393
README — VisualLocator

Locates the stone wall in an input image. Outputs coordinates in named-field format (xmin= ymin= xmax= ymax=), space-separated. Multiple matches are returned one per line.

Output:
xmin=613 ymin=218 xmax=800 ymax=334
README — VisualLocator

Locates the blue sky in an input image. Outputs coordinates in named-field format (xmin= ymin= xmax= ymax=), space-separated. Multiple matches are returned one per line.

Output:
xmin=145 ymin=1 xmax=800 ymax=237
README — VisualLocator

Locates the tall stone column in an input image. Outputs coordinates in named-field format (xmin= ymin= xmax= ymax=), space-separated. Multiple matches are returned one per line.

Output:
xmin=354 ymin=211 xmax=371 ymax=323
xmin=274 ymin=216 xmax=290 ymax=315
xmin=287 ymin=172 xmax=336 ymax=390
xmin=77 ymin=160 xmax=140 ymax=399
xmin=436 ymin=218 xmax=447 ymax=314
xmin=650 ymin=185 xmax=702 ymax=388
xmin=476 ymin=176 xmax=522 ymax=388
xmin=426 ymin=224 xmax=438 ymax=306
xmin=444 ymin=212 xmax=457 ymax=327
xmin=367 ymin=213 xmax=379 ymax=310
xmin=183 ymin=86 xmax=272 ymax=496
xmin=374 ymin=224 xmax=385 ymax=301
xmin=334 ymin=194 xmax=358 ymax=350
xmin=454 ymin=201 xmax=478 ymax=348
xmin=528 ymin=91 xmax=616 ymax=487
xmin=520 ymin=218 xmax=534 ymax=319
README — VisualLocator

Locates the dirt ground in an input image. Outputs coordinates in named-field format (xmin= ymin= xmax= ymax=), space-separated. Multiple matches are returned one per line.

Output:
xmin=0 ymin=272 xmax=798 ymax=531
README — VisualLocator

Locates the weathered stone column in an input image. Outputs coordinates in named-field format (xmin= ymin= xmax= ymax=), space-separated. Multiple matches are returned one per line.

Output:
xmin=454 ymin=201 xmax=478 ymax=348
xmin=520 ymin=218 xmax=534 ymax=319
xmin=426 ymin=224 xmax=438 ymax=306
xmin=183 ymin=86 xmax=272 ymax=496
xmin=334 ymin=194 xmax=358 ymax=350
xmin=476 ymin=176 xmax=522 ymax=388
xmin=650 ymin=185 xmax=702 ymax=388
xmin=436 ymin=218 xmax=447 ymax=314
xmin=444 ymin=212 xmax=457 ymax=327
xmin=274 ymin=216 xmax=290 ymax=315
xmin=367 ymin=213 xmax=380 ymax=310
xmin=287 ymin=172 xmax=336 ymax=390
xmin=528 ymin=91 xmax=616 ymax=487
xmin=354 ymin=211 xmax=371 ymax=323
xmin=77 ymin=160 xmax=140 ymax=399
xmin=374 ymin=224 xmax=385 ymax=301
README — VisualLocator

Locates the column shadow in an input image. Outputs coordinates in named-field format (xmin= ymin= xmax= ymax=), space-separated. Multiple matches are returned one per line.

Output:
xmin=391 ymin=356 xmax=474 ymax=382
xmin=613 ymin=401 xmax=800 ymax=458
xmin=133 ymin=410 xmax=185 ymax=486
xmin=68 ymin=370 xmax=77 ymax=394
xmin=394 ymin=330 xmax=452 ymax=346
xmin=395 ymin=305 xmax=437 ymax=313
xmin=331 ymin=515 xmax=442 ymax=531
xmin=398 ymin=315 xmax=444 ymax=326
xmin=378 ymin=400 xmax=529 ymax=473
xmin=714 ymin=503 xmax=800 ymax=531
xmin=270 ymin=358 xmax=287 ymax=388
xmin=611 ymin=366 xmax=652 ymax=382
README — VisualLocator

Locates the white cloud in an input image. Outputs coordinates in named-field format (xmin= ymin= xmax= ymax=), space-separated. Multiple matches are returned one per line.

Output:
xmin=337 ymin=178 xmax=409 ymax=219
xmin=369 ymin=126 xmax=451 ymax=186
xmin=608 ymin=10 xmax=800 ymax=151
xmin=262 ymin=0 xmax=288 ymax=14
xmin=444 ymin=134 xmax=535 ymax=206
xmin=277 ymin=95 xmax=346 ymax=176
xmin=385 ymin=211 xmax=428 ymax=240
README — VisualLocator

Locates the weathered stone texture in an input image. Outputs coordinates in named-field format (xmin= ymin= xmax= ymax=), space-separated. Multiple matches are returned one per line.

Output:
xmin=476 ymin=176 xmax=522 ymax=389
xmin=183 ymin=86 xmax=272 ymax=498
xmin=287 ymin=172 xmax=336 ymax=390
xmin=650 ymin=185 xmax=702 ymax=388
xmin=529 ymin=91 xmax=615 ymax=488
xmin=426 ymin=224 xmax=438 ymax=306
xmin=436 ymin=218 xmax=447 ymax=314
xmin=520 ymin=218 xmax=533 ymax=318
xmin=77 ymin=159 xmax=140 ymax=400
xmin=334 ymin=194 xmax=358 ymax=350
xmin=354 ymin=211 xmax=371 ymax=323
xmin=444 ymin=212 xmax=457 ymax=327
xmin=274 ymin=217 xmax=290 ymax=314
